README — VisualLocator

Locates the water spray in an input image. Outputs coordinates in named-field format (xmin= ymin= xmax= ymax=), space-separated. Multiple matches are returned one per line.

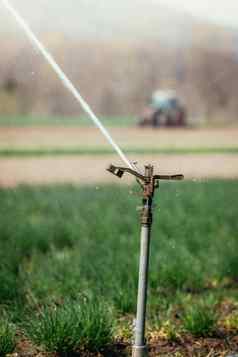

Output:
xmin=1 ymin=0 xmax=134 ymax=170
xmin=108 ymin=164 xmax=184 ymax=357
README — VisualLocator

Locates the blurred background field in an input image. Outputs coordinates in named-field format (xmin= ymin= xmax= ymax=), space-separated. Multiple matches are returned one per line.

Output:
xmin=0 ymin=0 xmax=238 ymax=356
xmin=1 ymin=0 xmax=238 ymax=123
xmin=0 ymin=124 xmax=237 ymax=187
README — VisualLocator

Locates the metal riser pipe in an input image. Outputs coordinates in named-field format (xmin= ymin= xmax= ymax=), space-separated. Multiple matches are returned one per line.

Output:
xmin=132 ymin=224 xmax=151 ymax=357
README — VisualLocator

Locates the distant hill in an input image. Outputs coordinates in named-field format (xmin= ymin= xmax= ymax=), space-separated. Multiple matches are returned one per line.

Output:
xmin=0 ymin=0 xmax=236 ymax=49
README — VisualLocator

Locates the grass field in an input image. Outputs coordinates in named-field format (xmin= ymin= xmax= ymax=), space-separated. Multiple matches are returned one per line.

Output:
xmin=0 ymin=117 xmax=237 ymax=355
xmin=0 ymin=180 xmax=238 ymax=356
xmin=0 ymin=115 xmax=137 ymax=127
xmin=0 ymin=146 xmax=238 ymax=157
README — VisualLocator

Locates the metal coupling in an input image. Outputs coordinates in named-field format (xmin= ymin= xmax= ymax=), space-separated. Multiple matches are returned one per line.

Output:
xmin=141 ymin=205 xmax=153 ymax=226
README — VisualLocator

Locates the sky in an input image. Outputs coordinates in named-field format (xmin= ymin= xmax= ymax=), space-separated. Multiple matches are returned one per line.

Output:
xmin=2 ymin=0 xmax=238 ymax=29
xmin=158 ymin=0 xmax=238 ymax=28
xmin=0 ymin=0 xmax=237 ymax=38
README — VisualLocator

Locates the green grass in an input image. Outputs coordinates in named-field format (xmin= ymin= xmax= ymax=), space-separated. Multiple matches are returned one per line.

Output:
xmin=0 ymin=115 xmax=137 ymax=127
xmin=26 ymin=300 xmax=113 ymax=353
xmin=182 ymin=301 xmax=218 ymax=337
xmin=0 ymin=147 xmax=238 ymax=157
xmin=224 ymin=311 xmax=238 ymax=331
xmin=0 ymin=320 xmax=16 ymax=356
xmin=0 ymin=181 xmax=237 ymax=353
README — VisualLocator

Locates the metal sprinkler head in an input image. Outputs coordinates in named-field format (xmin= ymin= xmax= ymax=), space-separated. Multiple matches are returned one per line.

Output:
xmin=107 ymin=164 xmax=184 ymax=200
xmin=107 ymin=163 xmax=184 ymax=357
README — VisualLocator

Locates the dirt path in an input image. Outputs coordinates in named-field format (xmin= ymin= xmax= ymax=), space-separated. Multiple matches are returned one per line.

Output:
xmin=0 ymin=127 xmax=237 ymax=149
xmin=1 ymin=154 xmax=238 ymax=187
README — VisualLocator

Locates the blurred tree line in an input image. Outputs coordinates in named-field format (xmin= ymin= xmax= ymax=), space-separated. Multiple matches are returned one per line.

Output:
xmin=0 ymin=36 xmax=237 ymax=123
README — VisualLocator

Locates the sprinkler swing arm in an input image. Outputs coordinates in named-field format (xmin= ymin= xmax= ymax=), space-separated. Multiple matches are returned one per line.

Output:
xmin=107 ymin=164 xmax=184 ymax=357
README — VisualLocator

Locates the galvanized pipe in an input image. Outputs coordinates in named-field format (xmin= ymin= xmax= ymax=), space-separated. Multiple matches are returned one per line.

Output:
xmin=132 ymin=200 xmax=152 ymax=357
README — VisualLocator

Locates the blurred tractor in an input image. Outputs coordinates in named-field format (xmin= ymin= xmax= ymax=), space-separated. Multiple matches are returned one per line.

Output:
xmin=139 ymin=90 xmax=187 ymax=127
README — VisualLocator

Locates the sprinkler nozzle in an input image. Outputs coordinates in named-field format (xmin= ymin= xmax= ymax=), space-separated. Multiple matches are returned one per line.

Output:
xmin=107 ymin=165 xmax=124 ymax=178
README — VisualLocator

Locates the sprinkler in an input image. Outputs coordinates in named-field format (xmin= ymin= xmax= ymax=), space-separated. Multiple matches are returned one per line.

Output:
xmin=107 ymin=164 xmax=184 ymax=357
